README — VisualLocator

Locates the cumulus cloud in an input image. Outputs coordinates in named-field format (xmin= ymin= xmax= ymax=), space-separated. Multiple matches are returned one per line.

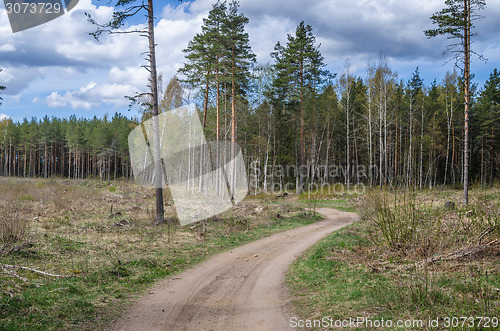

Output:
xmin=235 ymin=0 xmax=452 ymax=71
xmin=1 ymin=0 xmax=499 ymax=116
xmin=0 ymin=66 xmax=41 ymax=95
xmin=108 ymin=66 xmax=148 ymax=85
xmin=45 ymin=80 xmax=139 ymax=110
xmin=0 ymin=0 xmax=146 ymax=91
xmin=0 ymin=113 xmax=10 ymax=121
xmin=47 ymin=82 xmax=99 ymax=109
xmin=0 ymin=44 xmax=15 ymax=52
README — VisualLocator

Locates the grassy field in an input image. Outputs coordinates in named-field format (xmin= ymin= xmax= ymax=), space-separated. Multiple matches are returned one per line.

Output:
xmin=287 ymin=186 xmax=500 ymax=330
xmin=0 ymin=177 xmax=321 ymax=330
xmin=2 ymin=179 xmax=499 ymax=330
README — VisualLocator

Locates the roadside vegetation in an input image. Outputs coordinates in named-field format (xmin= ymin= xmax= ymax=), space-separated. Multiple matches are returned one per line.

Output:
xmin=287 ymin=186 xmax=500 ymax=330
xmin=0 ymin=177 xmax=320 ymax=330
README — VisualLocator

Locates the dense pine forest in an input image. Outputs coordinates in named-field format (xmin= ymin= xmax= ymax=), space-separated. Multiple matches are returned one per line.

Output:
xmin=0 ymin=114 xmax=134 ymax=180
xmin=0 ymin=66 xmax=498 ymax=188
xmin=0 ymin=1 xmax=499 ymax=190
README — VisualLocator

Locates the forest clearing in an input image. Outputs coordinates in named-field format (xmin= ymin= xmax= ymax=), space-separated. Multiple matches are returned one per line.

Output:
xmin=0 ymin=178 xmax=498 ymax=329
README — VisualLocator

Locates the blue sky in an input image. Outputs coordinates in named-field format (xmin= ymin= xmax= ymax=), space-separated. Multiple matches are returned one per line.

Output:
xmin=1 ymin=0 xmax=499 ymax=123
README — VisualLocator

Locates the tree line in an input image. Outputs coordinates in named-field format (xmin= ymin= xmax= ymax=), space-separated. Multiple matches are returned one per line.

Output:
xmin=0 ymin=114 xmax=135 ymax=180
xmin=240 ymin=65 xmax=499 ymax=193
xmin=1 ymin=66 xmax=498 ymax=189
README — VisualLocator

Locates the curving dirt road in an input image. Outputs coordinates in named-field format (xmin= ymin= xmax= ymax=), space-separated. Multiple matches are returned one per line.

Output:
xmin=110 ymin=208 xmax=358 ymax=331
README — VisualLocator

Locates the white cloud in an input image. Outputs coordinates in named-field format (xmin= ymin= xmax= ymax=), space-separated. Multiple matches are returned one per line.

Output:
xmin=154 ymin=5 xmax=205 ymax=81
xmin=0 ymin=66 xmax=41 ymax=95
xmin=46 ymin=92 xmax=71 ymax=108
xmin=1 ymin=0 xmax=499 ymax=116
xmin=98 ymin=83 xmax=136 ymax=104
xmin=108 ymin=66 xmax=148 ymax=86
xmin=45 ymin=80 xmax=139 ymax=110
xmin=46 ymin=82 xmax=98 ymax=109
xmin=0 ymin=44 xmax=15 ymax=52
xmin=0 ymin=113 xmax=10 ymax=121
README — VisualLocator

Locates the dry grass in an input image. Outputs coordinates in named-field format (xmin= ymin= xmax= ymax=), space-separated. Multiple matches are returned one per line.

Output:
xmin=0 ymin=177 xmax=298 ymax=275
xmin=0 ymin=184 xmax=32 ymax=257
xmin=0 ymin=177 xmax=315 ymax=329
xmin=361 ymin=187 xmax=500 ymax=265
xmin=287 ymin=186 xmax=500 ymax=330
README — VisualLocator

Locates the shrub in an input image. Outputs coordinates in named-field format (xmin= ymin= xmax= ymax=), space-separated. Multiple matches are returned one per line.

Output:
xmin=0 ymin=204 xmax=30 ymax=256
xmin=363 ymin=190 xmax=419 ymax=250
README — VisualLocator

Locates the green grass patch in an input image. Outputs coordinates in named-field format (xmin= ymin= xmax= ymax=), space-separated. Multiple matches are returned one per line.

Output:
xmin=0 ymin=177 xmax=322 ymax=330
xmin=287 ymin=187 xmax=500 ymax=330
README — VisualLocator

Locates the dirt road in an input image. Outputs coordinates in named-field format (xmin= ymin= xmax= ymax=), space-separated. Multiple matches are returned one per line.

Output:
xmin=110 ymin=208 xmax=358 ymax=331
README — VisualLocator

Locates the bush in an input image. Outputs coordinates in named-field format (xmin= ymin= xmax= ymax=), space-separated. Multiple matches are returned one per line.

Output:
xmin=363 ymin=190 xmax=419 ymax=250
xmin=0 ymin=204 xmax=30 ymax=256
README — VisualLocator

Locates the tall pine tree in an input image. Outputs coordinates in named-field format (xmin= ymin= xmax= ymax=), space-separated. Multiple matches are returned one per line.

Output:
xmin=271 ymin=21 xmax=329 ymax=193
xmin=87 ymin=0 xmax=167 ymax=224
xmin=425 ymin=0 xmax=486 ymax=204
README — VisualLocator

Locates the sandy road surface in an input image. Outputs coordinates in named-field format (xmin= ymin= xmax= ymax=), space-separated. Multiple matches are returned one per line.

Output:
xmin=110 ymin=208 xmax=358 ymax=331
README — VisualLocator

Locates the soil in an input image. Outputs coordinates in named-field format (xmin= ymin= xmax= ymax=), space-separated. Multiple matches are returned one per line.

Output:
xmin=109 ymin=208 xmax=358 ymax=331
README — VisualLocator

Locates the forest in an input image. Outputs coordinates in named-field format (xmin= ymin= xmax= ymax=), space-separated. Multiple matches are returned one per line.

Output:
xmin=0 ymin=1 xmax=499 ymax=192
xmin=0 ymin=1 xmax=499 ymax=329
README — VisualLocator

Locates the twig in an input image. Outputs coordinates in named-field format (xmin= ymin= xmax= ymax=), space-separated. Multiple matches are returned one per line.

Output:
xmin=477 ymin=226 xmax=497 ymax=245
xmin=396 ymin=243 xmax=496 ymax=272
xmin=0 ymin=241 xmax=33 ymax=256
xmin=1 ymin=264 xmax=69 ymax=278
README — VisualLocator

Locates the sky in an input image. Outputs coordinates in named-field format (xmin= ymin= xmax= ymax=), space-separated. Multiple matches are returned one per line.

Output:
xmin=0 ymin=0 xmax=499 ymax=122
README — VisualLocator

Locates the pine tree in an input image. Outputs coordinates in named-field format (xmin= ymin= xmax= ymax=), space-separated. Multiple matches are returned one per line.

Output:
xmin=178 ymin=1 xmax=229 ymax=127
xmin=476 ymin=69 xmax=500 ymax=185
xmin=338 ymin=63 xmax=355 ymax=190
xmin=425 ymin=0 xmax=486 ymax=204
xmin=271 ymin=21 xmax=329 ymax=193
xmin=87 ymin=0 xmax=167 ymax=223
xmin=224 ymin=1 xmax=255 ymax=199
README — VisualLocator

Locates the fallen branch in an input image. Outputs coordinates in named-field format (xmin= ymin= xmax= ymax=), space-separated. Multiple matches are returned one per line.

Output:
xmin=477 ymin=226 xmax=498 ymax=245
xmin=1 ymin=263 xmax=69 ymax=278
xmin=396 ymin=243 xmax=498 ymax=272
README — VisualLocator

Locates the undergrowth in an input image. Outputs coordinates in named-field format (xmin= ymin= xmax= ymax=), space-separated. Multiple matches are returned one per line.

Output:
xmin=288 ymin=186 xmax=500 ymax=330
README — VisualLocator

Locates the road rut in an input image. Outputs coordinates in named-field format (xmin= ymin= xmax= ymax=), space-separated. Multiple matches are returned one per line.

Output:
xmin=110 ymin=208 xmax=358 ymax=331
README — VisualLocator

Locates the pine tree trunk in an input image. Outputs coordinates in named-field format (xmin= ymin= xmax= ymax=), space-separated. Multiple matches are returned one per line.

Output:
xmin=379 ymin=101 xmax=383 ymax=187
xmin=419 ymin=105 xmax=424 ymax=189
xmin=263 ymin=108 xmax=271 ymax=192
xmin=463 ymin=0 xmax=470 ymax=205
xmin=148 ymin=0 xmax=164 ymax=224
xmin=395 ymin=108 xmax=398 ymax=186
xmin=231 ymin=51 xmax=237 ymax=200
xmin=368 ymin=89 xmax=373 ymax=186
xmin=444 ymin=97 xmax=451 ymax=185
xmin=452 ymin=120 xmax=456 ymax=184
xmin=346 ymin=92 xmax=350 ymax=190
xmin=383 ymin=82 xmax=388 ymax=186
xmin=324 ymin=119 xmax=330 ymax=184
xmin=215 ymin=70 xmax=221 ymax=196
xmin=408 ymin=102 xmax=413 ymax=187
xmin=298 ymin=64 xmax=306 ymax=194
